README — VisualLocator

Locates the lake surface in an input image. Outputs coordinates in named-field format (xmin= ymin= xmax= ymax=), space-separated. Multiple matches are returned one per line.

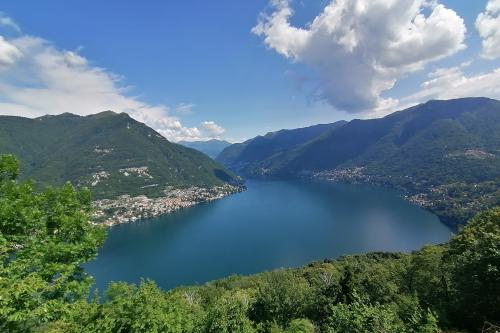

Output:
xmin=85 ymin=180 xmax=452 ymax=292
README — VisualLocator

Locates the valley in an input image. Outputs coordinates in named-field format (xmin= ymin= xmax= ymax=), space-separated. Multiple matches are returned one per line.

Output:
xmin=2 ymin=1 xmax=500 ymax=330
xmin=85 ymin=179 xmax=451 ymax=292
xmin=217 ymin=98 xmax=500 ymax=228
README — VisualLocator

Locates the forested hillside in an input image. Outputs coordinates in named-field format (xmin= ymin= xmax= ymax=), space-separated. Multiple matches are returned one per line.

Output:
xmin=1 ymin=155 xmax=498 ymax=332
xmin=0 ymin=112 xmax=237 ymax=199
xmin=219 ymin=98 xmax=500 ymax=226
xmin=217 ymin=121 xmax=347 ymax=173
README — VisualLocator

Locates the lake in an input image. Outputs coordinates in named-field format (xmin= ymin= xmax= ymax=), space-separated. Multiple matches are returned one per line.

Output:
xmin=85 ymin=179 xmax=452 ymax=292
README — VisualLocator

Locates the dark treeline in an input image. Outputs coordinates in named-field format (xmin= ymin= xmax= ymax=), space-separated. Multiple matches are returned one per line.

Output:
xmin=0 ymin=154 xmax=498 ymax=332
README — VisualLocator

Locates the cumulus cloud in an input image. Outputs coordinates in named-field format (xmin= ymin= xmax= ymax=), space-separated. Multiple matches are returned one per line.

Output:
xmin=401 ymin=64 xmax=500 ymax=104
xmin=0 ymin=35 xmax=22 ymax=67
xmin=253 ymin=0 xmax=466 ymax=113
xmin=476 ymin=0 xmax=500 ymax=59
xmin=0 ymin=30 xmax=216 ymax=142
xmin=201 ymin=121 xmax=225 ymax=138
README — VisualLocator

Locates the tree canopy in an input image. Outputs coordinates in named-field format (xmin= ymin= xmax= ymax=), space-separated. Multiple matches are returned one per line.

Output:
xmin=0 ymin=154 xmax=498 ymax=332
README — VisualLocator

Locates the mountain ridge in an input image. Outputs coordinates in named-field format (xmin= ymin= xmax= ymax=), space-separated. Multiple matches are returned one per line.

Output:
xmin=218 ymin=97 xmax=500 ymax=226
xmin=216 ymin=121 xmax=348 ymax=174
xmin=0 ymin=111 xmax=239 ymax=200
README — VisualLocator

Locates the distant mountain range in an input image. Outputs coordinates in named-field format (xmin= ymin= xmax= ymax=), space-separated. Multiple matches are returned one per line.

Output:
xmin=178 ymin=139 xmax=231 ymax=158
xmin=0 ymin=111 xmax=238 ymax=199
xmin=218 ymin=97 xmax=500 ymax=226
xmin=217 ymin=121 xmax=347 ymax=173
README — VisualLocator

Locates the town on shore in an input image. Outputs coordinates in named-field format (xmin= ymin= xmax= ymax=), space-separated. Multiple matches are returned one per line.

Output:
xmin=93 ymin=184 xmax=244 ymax=226
xmin=312 ymin=166 xmax=495 ymax=228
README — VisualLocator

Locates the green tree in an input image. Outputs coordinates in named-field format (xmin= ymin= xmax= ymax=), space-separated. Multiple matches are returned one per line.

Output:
xmin=0 ymin=155 xmax=106 ymax=331
xmin=205 ymin=290 xmax=255 ymax=333
xmin=445 ymin=208 xmax=500 ymax=329
xmin=403 ymin=245 xmax=450 ymax=322
xmin=91 ymin=280 xmax=202 ymax=333
xmin=286 ymin=319 xmax=315 ymax=333
xmin=325 ymin=297 xmax=404 ymax=333
xmin=250 ymin=271 xmax=313 ymax=327
xmin=0 ymin=154 xmax=19 ymax=181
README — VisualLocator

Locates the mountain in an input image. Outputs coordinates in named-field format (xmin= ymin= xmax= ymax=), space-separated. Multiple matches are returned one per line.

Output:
xmin=0 ymin=111 xmax=238 ymax=199
xmin=216 ymin=121 xmax=347 ymax=174
xmin=218 ymin=98 xmax=500 ymax=226
xmin=178 ymin=139 xmax=231 ymax=158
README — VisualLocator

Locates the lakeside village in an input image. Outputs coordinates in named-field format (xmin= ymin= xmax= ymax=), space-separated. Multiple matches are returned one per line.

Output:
xmin=313 ymin=166 xmax=458 ymax=208
xmin=312 ymin=163 xmax=497 ymax=226
xmin=93 ymin=184 xmax=244 ymax=226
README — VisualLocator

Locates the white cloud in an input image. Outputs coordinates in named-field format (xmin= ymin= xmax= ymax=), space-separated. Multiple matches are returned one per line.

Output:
xmin=174 ymin=102 xmax=196 ymax=114
xmin=400 ymin=64 xmax=500 ymax=105
xmin=0 ymin=13 xmax=21 ymax=32
xmin=476 ymin=0 xmax=500 ymax=60
xmin=201 ymin=121 xmax=225 ymax=137
xmin=253 ymin=0 xmax=466 ymax=113
xmin=0 ymin=31 xmax=217 ymax=142
xmin=0 ymin=35 xmax=22 ymax=67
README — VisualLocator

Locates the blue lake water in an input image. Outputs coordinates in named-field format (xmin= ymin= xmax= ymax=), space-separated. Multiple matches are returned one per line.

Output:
xmin=85 ymin=179 xmax=452 ymax=292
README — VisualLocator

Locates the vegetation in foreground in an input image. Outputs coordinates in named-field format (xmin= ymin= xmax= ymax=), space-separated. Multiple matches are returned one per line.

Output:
xmin=0 ymin=154 xmax=499 ymax=332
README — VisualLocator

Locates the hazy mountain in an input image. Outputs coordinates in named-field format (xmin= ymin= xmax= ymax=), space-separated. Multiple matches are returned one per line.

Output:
xmin=0 ymin=111 xmax=237 ymax=199
xmin=178 ymin=139 xmax=231 ymax=158
xmin=217 ymin=121 xmax=347 ymax=174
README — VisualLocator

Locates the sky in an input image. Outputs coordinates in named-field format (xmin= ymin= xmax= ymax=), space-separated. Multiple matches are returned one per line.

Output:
xmin=0 ymin=0 xmax=499 ymax=142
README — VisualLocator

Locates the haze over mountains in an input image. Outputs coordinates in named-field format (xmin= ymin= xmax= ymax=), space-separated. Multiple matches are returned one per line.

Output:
xmin=217 ymin=122 xmax=347 ymax=173
xmin=178 ymin=139 xmax=231 ymax=159
xmin=218 ymin=97 xmax=500 ymax=226
xmin=0 ymin=111 xmax=237 ymax=199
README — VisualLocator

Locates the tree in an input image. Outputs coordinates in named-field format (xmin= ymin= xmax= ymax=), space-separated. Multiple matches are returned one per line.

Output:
xmin=403 ymin=245 xmax=450 ymax=322
xmin=90 ymin=280 xmax=202 ymax=333
xmin=0 ymin=155 xmax=106 ymax=331
xmin=286 ymin=319 xmax=315 ymax=333
xmin=205 ymin=290 xmax=255 ymax=333
xmin=250 ymin=271 xmax=313 ymax=327
xmin=445 ymin=208 xmax=500 ymax=329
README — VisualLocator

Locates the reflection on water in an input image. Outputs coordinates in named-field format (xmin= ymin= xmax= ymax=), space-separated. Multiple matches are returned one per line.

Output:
xmin=85 ymin=179 xmax=452 ymax=291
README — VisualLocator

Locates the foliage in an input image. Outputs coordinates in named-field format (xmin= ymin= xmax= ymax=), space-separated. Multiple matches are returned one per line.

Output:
xmin=0 ymin=155 xmax=499 ymax=332
xmin=91 ymin=280 xmax=202 ymax=333
xmin=445 ymin=208 xmax=500 ymax=329
xmin=324 ymin=294 xmax=439 ymax=333
xmin=0 ymin=155 xmax=106 ymax=331
xmin=204 ymin=290 xmax=255 ymax=333
xmin=286 ymin=319 xmax=315 ymax=333
xmin=250 ymin=271 xmax=313 ymax=327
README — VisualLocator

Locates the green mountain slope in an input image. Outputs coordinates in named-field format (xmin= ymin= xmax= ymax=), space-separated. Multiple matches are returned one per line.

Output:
xmin=178 ymin=139 xmax=231 ymax=158
xmin=0 ymin=111 xmax=237 ymax=199
xmin=219 ymin=98 xmax=500 ymax=226
xmin=217 ymin=121 xmax=347 ymax=174
xmin=279 ymin=98 xmax=500 ymax=178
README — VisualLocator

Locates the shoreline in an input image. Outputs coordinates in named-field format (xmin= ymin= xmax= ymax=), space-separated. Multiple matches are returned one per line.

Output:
xmin=310 ymin=167 xmax=494 ymax=230
xmin=92 ymin=184 xmax=245 ymax=227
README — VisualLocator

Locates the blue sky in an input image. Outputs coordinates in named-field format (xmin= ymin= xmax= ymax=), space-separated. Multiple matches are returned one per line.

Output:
xmin=0 ymin=0 xmax=499 ymax=142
